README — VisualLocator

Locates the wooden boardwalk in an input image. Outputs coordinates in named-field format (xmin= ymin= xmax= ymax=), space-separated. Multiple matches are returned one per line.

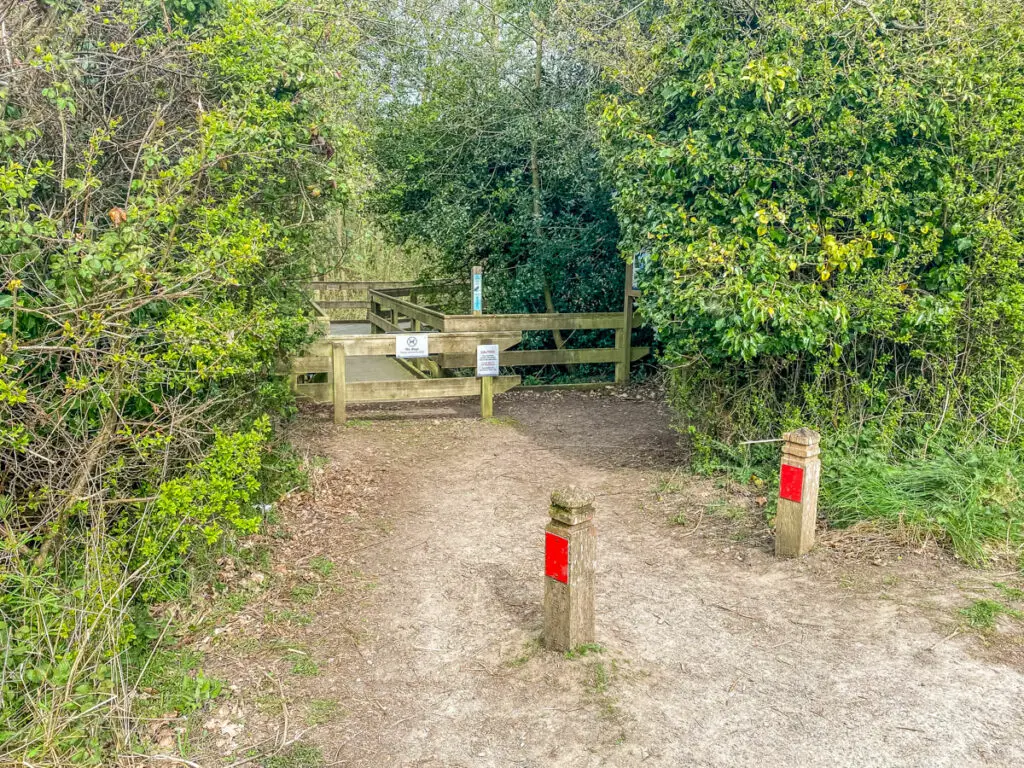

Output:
xmin=330 ymin=322 xmax=415 ymax=382
xmin=295 ymin=279 xmax=649 ymax=422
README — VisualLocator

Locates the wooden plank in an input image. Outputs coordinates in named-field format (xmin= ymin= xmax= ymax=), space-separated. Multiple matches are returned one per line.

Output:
xmin=332 ymin=343 xmax=346 ymax=424
xmin=366 ymin=311 xmax=403 ymax=334
xmin=480 ymin=374 xmax=493 ymax=418
xmin=443 ymin=313 xmax=625 ymax=332
xmin=307 ymin=280 xmax=424 ymax=291
xmin=295 ymin=382 xmax=332 ymax=402
xmin=290 ymin=356 xmax=330 ymax=374
xmin=369 ymin=290 xmax=446 ymax=331
xmin=318 ymin=300 xmax=372 ymax=310
xmin=617 ymin=264 xmax=635 ymax=384
xmin=394 ymin=357 xmax=430 ymax=379
xmin=438 ymin=346 xmax=650 ymax=368
xmin=319 ymin=331 xmax=522 ymax=356
xmin=373 ymin=282 xmax=464 ymax=297
xmin=307 ymin=280 xmax=463 ymax=293
xmin=345 ymin=375 xmax=520 ymax=403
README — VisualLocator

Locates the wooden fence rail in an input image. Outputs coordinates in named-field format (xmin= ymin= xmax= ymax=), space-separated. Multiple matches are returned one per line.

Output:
xmin=292 ymin=273 xmax=648 ymax=420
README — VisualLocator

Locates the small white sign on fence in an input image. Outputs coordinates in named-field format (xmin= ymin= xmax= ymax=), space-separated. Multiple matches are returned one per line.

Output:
xmin=476 ymin=344 xmax=499 ymax=377
xmin=396 ymin=334 xmax=429 ymax=359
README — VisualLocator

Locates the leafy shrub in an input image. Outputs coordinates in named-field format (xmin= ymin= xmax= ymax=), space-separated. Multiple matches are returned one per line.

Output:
xmin=599 ymin=0 xmax=1024 ymax=450
xmin=0 ymin=0 xmax=361 ymax=762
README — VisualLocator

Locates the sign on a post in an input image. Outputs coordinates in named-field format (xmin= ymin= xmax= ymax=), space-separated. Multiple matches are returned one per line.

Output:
xmin=476 ymin=344 xmax=499 ymax=377
xmin=472 ymin=270 xmax=483 ymax=313
xmin=395 ymin=334 xmax=429 ymax=359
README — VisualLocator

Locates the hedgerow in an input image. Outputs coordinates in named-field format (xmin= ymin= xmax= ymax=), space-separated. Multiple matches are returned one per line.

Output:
xmin=0 ymin=1 xmax=360 ymax=762
xmin=599 ymin=0 xmax=1024 ymax=452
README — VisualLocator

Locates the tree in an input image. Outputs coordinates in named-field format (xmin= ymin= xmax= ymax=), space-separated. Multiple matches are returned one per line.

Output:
xmin=363 ymin=0 xmax=623 ymax=325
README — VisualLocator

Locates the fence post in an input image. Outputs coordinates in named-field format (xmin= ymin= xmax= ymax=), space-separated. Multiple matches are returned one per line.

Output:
xmin=332 ymin=342 xmax=347 ymax=425
xmin=775 ymin=428 xmax=821 ymax=557
xmin=544 ymin=487 xmax=596 ymax=652
xmin=480 ymin=374 xmax=493 ymax=418
xmin=616 ymin=261 xmax=635 ymax=385
xmin=409 ymin=291 xmax=421 ymax=332
xmin=471 ymin=265 xmax=483 ymax=315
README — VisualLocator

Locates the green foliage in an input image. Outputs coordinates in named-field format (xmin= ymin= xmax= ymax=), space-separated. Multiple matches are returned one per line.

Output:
xmin=564 ymin=643 xmax=605 ymax=660
xmin=821 ymin=443 xmax=1024 ymax=564
xmin=366 ymin=2 xmax=623 ymax=322
xmin=134 ymin=648 xmax=223 ymax=718
xmin=599 ymin=0 xmax=1024 ymax=449
xmin=309 ymin=556 xmax=335 ymax=578
xmin=958 ymin=599 xmax=1023 ymax=631
xmin=264 ymin=741 xmax=326 ymax=768
xmin=130 ymin=420 xmax=271 ymax=600
xmin=0 ymin=0 xmax=362 ymax=762
xmin=287 ymin=652 xmax=320 ymax=677
xmin=304 ymin=698 xmax=343 ymax=726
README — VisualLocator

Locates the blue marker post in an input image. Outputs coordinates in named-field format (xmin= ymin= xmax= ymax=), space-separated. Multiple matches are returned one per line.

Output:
xmin=471 ymin=266 xmax=483 ymax=315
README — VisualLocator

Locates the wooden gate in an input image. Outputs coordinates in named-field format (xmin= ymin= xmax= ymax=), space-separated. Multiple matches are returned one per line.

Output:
xmin=290 ymin=331 xmax=522 ymax=423
xmin=293 ymin=271 xmax=649 ymax=422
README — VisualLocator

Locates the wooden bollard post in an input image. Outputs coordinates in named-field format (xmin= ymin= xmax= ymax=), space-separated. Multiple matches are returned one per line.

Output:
xmin=331 ymin=342 xmax=347 ymax=425
xmin=544 ymin=488 xmax=596 ymax=651
xmin=775 ymin=427 xmax=821 ymax=557
xmin=480 ymin=375 xmax=493 ymax=419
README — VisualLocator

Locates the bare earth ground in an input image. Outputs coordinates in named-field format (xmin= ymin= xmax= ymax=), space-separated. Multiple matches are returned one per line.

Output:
xmin=184 ymin=388 xmax=1024 ymax=767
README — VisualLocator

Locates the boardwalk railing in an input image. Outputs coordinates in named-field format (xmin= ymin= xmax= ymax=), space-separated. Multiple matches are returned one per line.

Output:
xmin=290 ymin=332 xmax=522 ymax=422
xmin=364 ymin=288 xmax=647 ymax=385
xmin=293 ymin=274 xmax=648 ymax=417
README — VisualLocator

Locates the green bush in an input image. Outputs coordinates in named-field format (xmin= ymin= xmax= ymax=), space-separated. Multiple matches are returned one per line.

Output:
xmin=599 ymin=0 xmax=1024 ymax=450
xmin=0 ymin=1 xmax=362 ymax=762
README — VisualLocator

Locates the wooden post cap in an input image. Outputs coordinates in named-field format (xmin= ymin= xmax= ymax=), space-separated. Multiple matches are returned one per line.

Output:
xmin=782 ymin=427 xmax=821 ymax=459
xmin=783 ymin=427 xmax=820 ymax=445
xmin=549 ymin=487 xmax=595 ymax=526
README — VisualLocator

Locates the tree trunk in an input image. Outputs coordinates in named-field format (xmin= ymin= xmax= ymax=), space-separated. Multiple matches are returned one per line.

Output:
xmin=531 ymin=30 xmax=566 ymax=350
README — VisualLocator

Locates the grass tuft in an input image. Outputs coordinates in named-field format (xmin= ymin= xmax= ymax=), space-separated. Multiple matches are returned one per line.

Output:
xmin=822 ymin=444 xmax=1024 ymax=564
xmin=265 ymin=741 xmax=325 ymax=768
xmin=564 ymin=643 xmax=604 ymax=660
xmin=309 ymin=556 xmax=335 ymax=579
xmin=958 ymin=599 xmax=1023 ymax=630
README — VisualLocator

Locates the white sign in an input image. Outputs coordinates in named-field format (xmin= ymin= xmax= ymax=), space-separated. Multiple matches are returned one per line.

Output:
xmin=396 ymin=334 xmax=429 ymax=359
xmin=476 ymin=344 xmax=499 ymax=377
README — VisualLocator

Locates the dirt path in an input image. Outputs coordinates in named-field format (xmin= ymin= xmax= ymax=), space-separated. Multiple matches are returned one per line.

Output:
xmin=195 ymin=390 xmax=1024 ymax=767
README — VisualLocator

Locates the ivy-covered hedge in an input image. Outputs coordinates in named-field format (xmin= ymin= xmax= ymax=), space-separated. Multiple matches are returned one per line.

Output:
xmin=599 ymin=0 xmax=1024 ymax=449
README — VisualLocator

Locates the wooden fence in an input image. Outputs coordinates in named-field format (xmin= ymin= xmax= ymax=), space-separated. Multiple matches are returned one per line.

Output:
xmin=362 ymin=285 xmax=647 ymax=386
xmin=291 ymin=272 xmax=648 ymax=417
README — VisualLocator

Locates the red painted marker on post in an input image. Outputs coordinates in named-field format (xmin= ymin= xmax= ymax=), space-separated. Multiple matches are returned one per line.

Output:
xmin=779 ymin=463 xmax=804 ymax=502
xmin=545 ymin=532 xmax=569 ymax=584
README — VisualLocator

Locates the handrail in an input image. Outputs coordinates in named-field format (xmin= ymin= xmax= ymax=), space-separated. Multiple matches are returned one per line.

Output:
xmin=369 ymin=289 xmax=446 ymax=331
xmin=442 ymin=312 xmax=624 ymax=332
xmin=306 ymin=279 xmax=464 ymax=292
